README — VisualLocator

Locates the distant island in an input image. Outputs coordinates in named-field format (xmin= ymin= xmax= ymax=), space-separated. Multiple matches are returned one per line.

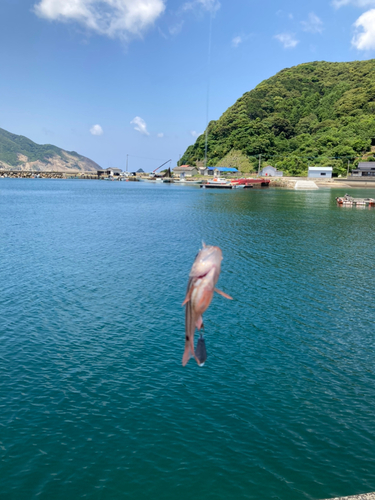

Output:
xmin=0 ymin=127 xmax=101 ymax=172
xmin=180 ymin=59 xmax=375 ymax=176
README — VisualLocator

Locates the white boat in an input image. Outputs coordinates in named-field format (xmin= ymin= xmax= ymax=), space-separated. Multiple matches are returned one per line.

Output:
xmin=206 ymin=177 xmax=230 ymax=186
xmin=174 ymin=179 xmax=201 ymax=184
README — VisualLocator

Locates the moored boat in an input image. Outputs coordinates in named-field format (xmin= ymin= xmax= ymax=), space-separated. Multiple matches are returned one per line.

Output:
xmin=336 ymin=194 xmax=375 ymax=207
xmin=201 ymin=177 xmax=270 ymax=189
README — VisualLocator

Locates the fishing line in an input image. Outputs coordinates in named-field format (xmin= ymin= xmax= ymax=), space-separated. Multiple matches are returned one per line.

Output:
xmin=204 ymin=11 xmax=213 ymax=170
xmin=127 ymin=154 xmax=168 ymax=161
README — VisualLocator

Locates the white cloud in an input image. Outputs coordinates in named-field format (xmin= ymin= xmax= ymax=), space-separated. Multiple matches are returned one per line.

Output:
xmin=232 ymin=35 xmax=243 ymax=48
xmin=182 ymin=0 xmax=220 ymax=13
xmin=352 ymin=9 xmax=375 ymax=49
xmin=333 ymin=0 xmax=375 ymax=7
xmin=274 ymin=33 xmax=299 ymax=48
xmin=169 ymin=21 xmax=184 ymax=35
xmin=33 ymin=0 xmax=166 ymax=40
xmin=301 ymin=13 xmax=323 ymax=34
xmin=90 ymin=124 xmax=103 ymax=136
xmin=131 ymin=116 xmax=149 ymax=135
xmin=157 ymin=132 xmax=164 ymax=138
xmin=190 ymin=130 xmax=202 ymax=138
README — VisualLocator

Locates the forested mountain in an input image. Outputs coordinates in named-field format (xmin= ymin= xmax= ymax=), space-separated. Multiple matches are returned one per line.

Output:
xmin=0 ymin=127 xmax=100 ymax=172
xmin=180 ymin=60 xmax=375 ymax=175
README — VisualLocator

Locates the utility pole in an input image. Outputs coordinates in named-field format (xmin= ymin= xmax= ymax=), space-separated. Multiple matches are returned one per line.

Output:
xmin=126 ymin=154 xmax=128 ymax=173
xmin=347 ymin=159 xmax=350 ymax=178
xmin=258 ymin=154 xmax=261 ymax=176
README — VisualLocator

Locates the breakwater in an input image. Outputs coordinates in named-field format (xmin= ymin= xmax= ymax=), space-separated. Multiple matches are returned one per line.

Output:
xmin=0 ymin=170 xmax=100 ymax=179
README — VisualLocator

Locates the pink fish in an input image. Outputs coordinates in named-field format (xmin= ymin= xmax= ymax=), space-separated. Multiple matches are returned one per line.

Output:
xmin=182 ymin=244 xmax=232 ymax=366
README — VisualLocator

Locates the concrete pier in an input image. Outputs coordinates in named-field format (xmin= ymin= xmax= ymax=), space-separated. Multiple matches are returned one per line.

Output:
xmin=294 ymin=180 xmax=319 ymax=190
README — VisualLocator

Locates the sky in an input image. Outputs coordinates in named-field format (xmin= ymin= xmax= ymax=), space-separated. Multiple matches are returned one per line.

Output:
xmin=1 ymin=0 xmax=375 ymax=172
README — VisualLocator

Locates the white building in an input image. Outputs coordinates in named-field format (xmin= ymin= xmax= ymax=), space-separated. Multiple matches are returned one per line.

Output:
xmin=308 ymin=166 xmax=332 ymax=178
xmin=260 ymin=165 xmax=283 ymax=177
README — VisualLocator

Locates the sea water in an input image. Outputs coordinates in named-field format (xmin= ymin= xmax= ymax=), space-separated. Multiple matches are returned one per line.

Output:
xmin=1 ymin=179 xmax=375 ymax=500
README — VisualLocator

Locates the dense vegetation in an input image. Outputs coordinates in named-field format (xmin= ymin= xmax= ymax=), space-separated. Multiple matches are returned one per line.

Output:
xmin=0 ymin=127 xmax=93 ymax=170
xmin=180 ymin=60 xmax=375 ymax=175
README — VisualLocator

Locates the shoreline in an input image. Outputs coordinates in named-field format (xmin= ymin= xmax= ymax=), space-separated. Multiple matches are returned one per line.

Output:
xmin=1 ymin=170 xmax=375 ymax=189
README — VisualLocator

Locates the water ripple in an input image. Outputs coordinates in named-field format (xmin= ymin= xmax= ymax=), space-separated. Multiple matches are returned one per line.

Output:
xmin=1 ymin=180 xmax=375 ymax=499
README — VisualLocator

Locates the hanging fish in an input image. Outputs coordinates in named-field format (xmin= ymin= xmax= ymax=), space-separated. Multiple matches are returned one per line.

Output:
xmin=182 ymin=244 xmax=232 ymax=366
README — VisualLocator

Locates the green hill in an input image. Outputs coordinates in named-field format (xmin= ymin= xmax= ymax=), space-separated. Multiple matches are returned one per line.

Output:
xmin=0 ymin=127 xmax=101 ymax=172
xmin=180 ymin=60 xmax=375 ymax=175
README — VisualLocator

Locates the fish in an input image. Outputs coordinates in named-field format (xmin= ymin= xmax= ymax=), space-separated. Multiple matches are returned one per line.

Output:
xmin=182 ymin=244 xmax=233 ymax=366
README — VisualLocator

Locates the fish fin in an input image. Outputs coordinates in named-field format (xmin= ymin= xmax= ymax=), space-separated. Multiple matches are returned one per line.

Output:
xmin=182 ymin=277 xmax=194 ymax=306
xmin=196 ymin=315 xmax=203 ymax=330
xmin=182 ymin=341 xmax=192 ymax=366
xmin=182 ymin=287 xmax=193 ymax=306
xmin=214 ymin=288 xmax=233 ymax=300
xmin=202 ymin=240 xmax=206 ymax=248
xmin=183 ymin=293 xmax=196 ymax=367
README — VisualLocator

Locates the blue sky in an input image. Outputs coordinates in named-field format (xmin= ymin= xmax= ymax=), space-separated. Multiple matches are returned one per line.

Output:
xmin=1 ymin=0 xmax=375 ymax=171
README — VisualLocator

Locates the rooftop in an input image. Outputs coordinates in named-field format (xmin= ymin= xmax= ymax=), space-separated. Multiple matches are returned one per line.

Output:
xmin=173 ymin=166 xmax=196 ymax=171
xmin=308 ymin=166 xmax=332 ymax=171
xmin=208 ymin=167 xmax=238 ymax=172
xmin=357 ymin=162 xmax=375 ymax=169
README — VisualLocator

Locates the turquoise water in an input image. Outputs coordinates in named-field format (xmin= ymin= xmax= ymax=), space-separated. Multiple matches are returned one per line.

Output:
xmin=1 ymin=179 xmax=375 ymax=500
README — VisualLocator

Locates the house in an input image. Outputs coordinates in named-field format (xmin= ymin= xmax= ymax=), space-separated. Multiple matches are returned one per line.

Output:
xmin=351 ymin=162 xmax=375 ymax=177
xmin=97 ymin=168 xmax=122 ymax=177
xmin=260 ymin=165 xmax=283 ymax=177
xmin=172 ymin=165 xmax=198 ymax=178
xmin=308 ymin=166 xmax=332 ymax=178
xmin=207 ymin=167 xmax=238 ymax=176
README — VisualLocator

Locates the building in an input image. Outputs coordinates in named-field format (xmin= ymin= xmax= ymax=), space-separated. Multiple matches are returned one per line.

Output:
xmin=97 ymin=168 xmax=122 ymax=177
xmin=351 ymin=162 xmax=375 ymax=177
xmin=260 ymin=165 xmax=283 ymax=177
xmin=207 ymin=167 xmax=238 ymax=176
xmin=308 ymin=166 xmax=332 ymax=178
xmin=172 ymin=165 xmax=198 ymax=178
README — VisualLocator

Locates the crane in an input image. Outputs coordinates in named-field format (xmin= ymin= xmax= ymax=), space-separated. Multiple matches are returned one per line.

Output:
xmin=152 ymin=159 xmax=172 ymax=174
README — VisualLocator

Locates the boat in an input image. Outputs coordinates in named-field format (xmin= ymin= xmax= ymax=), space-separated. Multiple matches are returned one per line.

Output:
xmin=201 ymin=177 xmax=270 ymax=189
xmin=174 ymin=178 xmax=202 ymax=184
xmin=336 ymin=194 xmax=375 ymax=207
xmin=201 ymin=177 xmax=234 ymax=189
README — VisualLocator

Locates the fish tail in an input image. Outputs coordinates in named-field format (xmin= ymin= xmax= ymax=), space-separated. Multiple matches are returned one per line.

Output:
xmin=182 ymin=341 xmax=192 ymax=366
